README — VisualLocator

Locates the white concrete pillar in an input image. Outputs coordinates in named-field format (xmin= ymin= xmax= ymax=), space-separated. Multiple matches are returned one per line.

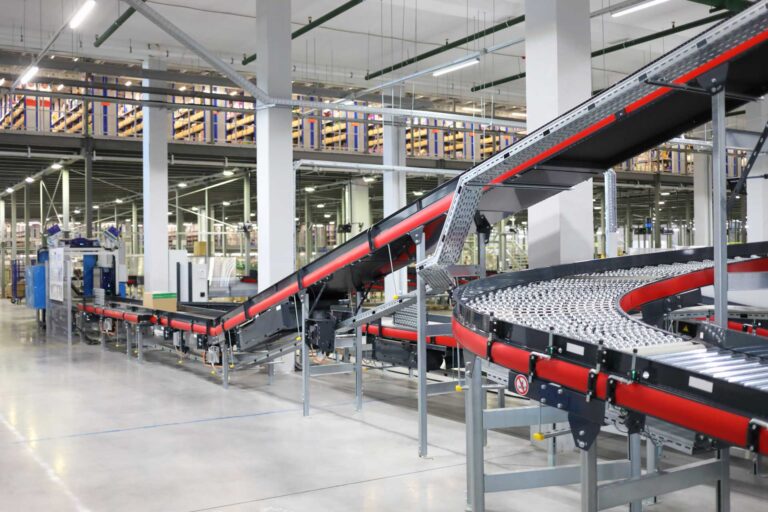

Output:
xmin=256 ymin=0 xmax=294 ymax=291
xmin=693 ymin=153 xmax=713 ymax=246
xmin=525 ymin=0 xmax=594 ymax=268
xmin=746 ymin=99 xmax=768 ymax=242
xmin=383 ymin=113 xmax=408 ymax=299
xmin=62 ymin=169 xmax=70 ymax=233
xmin=142 ymin=57 xmax=170 ymax=292
xmin=347 ymin=178 xmax=371 ymax=237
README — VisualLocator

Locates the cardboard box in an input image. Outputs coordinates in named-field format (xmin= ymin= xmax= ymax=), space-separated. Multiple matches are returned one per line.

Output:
xmin=143 ymin=291 xmax=178 ymax=312
xmin=193 ymin=241 xmax=207 ymax=257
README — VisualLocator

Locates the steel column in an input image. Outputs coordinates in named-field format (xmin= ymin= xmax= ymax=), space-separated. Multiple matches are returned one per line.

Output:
xmin=243 ymin=174 xmax=251 ymax=276
xmin=416 ymin=230 xmax=428 ymax=457
xmin=629 ymin=433 xmax=643 ymax=512
xmin=84 ymin=140 xmax=94 ymax=238
xmin=354 ymin=290 xmax=363 ymax=411
xmin=301 ymin=293 xmax=310 ymax=416
xmin=131 ymin=201 xmax=138 ymax=254
xmin=175 ymin=190 xmax=183 ymax=250
xmin=23 ymin=184 xmax=29 ymax=266
xmin=717 ymin=449 xmax=731 ymax=512
xmin=712 ymin=89 xmax=728 ymax=328
xmin=468 ymin=352 xmax=485 ymax=512
xmin=0 ymin=200 xmax=5 ymax=296
xmin=222 ymin=340 xmax=229 ymax=389
xmin=580 ymin=442 xmax=598 ymax=512
xmin=10 ymin=191 xmax=16 ymax=261
xmin=62 ymin=169 xmax=70 ymax=234
xmin=126 ymin=321 xmax=132 ymax=357
xmin=137 ymin=324 xmax=143 ymax=362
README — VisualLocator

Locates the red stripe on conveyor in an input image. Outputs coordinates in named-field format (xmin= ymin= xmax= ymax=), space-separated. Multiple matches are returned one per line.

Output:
xmin=362 ymin=324 xmax=456 ymax=347
xmin=453 ymin=318 xmax=768 ymax=455
xmin=302 ymin=242 xmax=371 ymax=288
xmin=491 ymin=115 xmax=617 ymax=185
xmin=373 ymin=194 xmax=454 ymax=248
xmin=620 ymin=257 xmax=768 ymax=312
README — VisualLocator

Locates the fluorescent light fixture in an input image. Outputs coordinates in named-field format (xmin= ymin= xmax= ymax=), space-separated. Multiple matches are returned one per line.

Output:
xmin=115 ymin=198 xmax=123 ymax=204
xmin=432 ymin=58 xmax=480 ymax=78
xmin=19 ymin=65 xmax=39 ymax=85
xmin=75 ymin=209 xmax=81 ymax=214
xmin=611 ymin=0 xmax=670 ymax=18
xmin=323 ymin=213 xmax=331 ymax=219
xmin=658 ymin=201 xmax=665 ymax=205
xmin=660 ymin=191 xmax=670 ymax=196
xmin=222 ymin=201 xmax=231 ymax=206
xmin=125 ymin=80 xmax=132 ymax=87
xmin=735 ymin=194 xmax=741 ymax=199
xmin=179 ymin=86 xmax=187 ymax=92
xmin=222 ymin=169 xmax=234 ymax=177
xmin=178 ymin=182 xmax=188 ymax=188
xmin=304 ymin=186 xmax=316 ymax=193
xmin=25 ymin=177 xmax=34 ymax=183
xmin=168 ymin=211 xmax=172 ymax=215
xmin=229 ymin=90 xmax=237 ymax=96
xmin=56 ymin=83 xmax=64 ymax=91
xmin=0 ymin=78 xmax=5 ymax=86
xmin=5 ymin=187 xmax=13 ymax=193
xmin=69 ymin=0 xmax=97 ymax=29
xmin=316 ymin=203 xmax=325 ymax=209
xmin=51 ymin=163 xmax=63 ymax=170
xmin=250 ymin=212 xmax=256 ymax=217
xmin=594 ymin=206 xmax=602 ymax=210
xmin=413 ymin=191 xmax=424 ymax=197
xmin=362 ymin=176 xmax=376 ymax=183
xmin=295 ymin=217 xmax=299 ymax=221
xmin=191 ymin=206 xmax=199 ymax=211
xmin=92 ymin=205 xmax=99 ymax=209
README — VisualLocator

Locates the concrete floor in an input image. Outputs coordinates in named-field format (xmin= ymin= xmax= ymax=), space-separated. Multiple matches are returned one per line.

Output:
xmin=1 ymin=303 xmax=766 ymax=511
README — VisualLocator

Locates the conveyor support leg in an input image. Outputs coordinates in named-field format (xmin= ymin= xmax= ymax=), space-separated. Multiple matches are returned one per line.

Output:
xmin=580 ymin=441 xmax=598 ymax=512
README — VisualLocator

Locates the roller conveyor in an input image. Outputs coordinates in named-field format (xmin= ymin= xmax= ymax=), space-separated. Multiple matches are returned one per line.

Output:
xmin=452 ymin=244 xmax=768 ymax=455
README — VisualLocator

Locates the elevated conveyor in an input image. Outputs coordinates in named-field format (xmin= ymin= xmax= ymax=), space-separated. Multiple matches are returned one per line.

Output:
xmin=79 ymin=3 xmax=768 ymax=373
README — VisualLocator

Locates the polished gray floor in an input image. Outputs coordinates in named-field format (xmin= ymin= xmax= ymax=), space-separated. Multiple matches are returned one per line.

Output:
xmin=0 ymin=303 xmax=766 ymax=511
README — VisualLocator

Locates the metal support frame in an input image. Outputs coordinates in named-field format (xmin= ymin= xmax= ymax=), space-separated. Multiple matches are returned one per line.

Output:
xmin=136 ymin=323 xmax=144 ymax=362
xmin=463 ymin=351 xmax=733 ymax=511
xmin=711 ymin=88 xmax=729 ymax=329
xmin=415 ymin=227 xmax=428 ymax=457
xmin=301 ymin=293 xmax=310 ymax=416
xmin=125 ymin=320 xmax=132 ymax=357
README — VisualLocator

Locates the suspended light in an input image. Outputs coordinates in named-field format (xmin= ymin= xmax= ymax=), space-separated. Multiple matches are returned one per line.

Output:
xmin=413 ymin=191 xmax=424 ymax=197
xmin=92 ymin=205 xmax=99 ymax=209
xmin=222 ymin=169 xmax=235 ymax=177
xmin=178 ymin=182 xmax=188 ymax=188
xmin=432 ymin=58 xmax=480 ymax=77
xmin=362 ymin=176 xmax=376 ymax=183
xmin=316 ymin=203 xmax=325 ymax=209
xmin=222 ymin=201 xmax=231 ymax=206
xmin=125 ymin=80 xmax=132 ymax=87
xmin=56 ymin=83 xmax=65 ymax=91
xmin=115 ymin=198 xmax=123 ymax=204
xmin=74 ymin=209 xmax=81 ymax=214
xmin=0 ymin=78 xmax=5 ymax=86
xmin=191 ymin=206 xmax=199 ymax=211
xmin=304 ymin=186 xmax=316 ymax=193
xmin=5 ymin=187 xmax=14 ymax=193
xmin=25 ymin=177 xmax=34 ymax=183
xmin=611 ymin=0 xmax=670 ymax=18
xmin=323 ymin=213 xmax=331 ymax=219
xmin=69 ymin=0 xmax=97 ymax=29
xmin=19 ymin=66 xmax=39 ymax=85
xmin=179 ymin=86 xmax=187 ymax=92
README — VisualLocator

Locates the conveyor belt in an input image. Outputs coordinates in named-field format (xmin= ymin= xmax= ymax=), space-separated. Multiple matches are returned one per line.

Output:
xmin=452 ymin=243 xmax=768 ymax=455
xmin=82 ymin=2 xmax=768 ymax=356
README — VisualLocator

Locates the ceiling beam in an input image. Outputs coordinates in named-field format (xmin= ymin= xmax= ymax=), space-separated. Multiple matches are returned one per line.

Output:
xmin=364 ymin=14 xmax=525 ymax=81
xmin=471 ymin=12 xmax=729 ymax=92
xmin=94 ymin=0 xmax=146 ymax=47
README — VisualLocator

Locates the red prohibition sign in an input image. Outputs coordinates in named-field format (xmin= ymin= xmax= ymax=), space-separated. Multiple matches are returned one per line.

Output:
xmin=514 ymin=374 xmax=529 ymax=396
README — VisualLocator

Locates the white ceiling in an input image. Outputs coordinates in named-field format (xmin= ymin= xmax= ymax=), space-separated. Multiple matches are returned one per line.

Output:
xmin=0 ymin=0 xmax=727 ymax=106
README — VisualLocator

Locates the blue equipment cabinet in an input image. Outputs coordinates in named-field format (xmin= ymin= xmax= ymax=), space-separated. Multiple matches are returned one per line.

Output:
xmin=25 ymin=264 xmax=47 ymax=310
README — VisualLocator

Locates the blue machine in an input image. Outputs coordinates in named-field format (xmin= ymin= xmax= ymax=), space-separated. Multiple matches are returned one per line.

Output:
xmin=83 ymin=254 xmax=97 ymax=297
xmin=25 ymin=265 xmax=46 ymax=310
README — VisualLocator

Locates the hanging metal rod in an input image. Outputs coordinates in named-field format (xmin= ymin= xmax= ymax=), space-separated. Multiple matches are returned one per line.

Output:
xmin=365 ymin=14 xmax=525 ymax=81
xmin=120 ymin=0 xmax=524 ymax=128
xmin=472 ymin=12 xmax=730 ymax=92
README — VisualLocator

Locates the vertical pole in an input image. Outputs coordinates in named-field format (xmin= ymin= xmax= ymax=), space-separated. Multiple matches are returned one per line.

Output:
xmin=84 ymin=142 xmax=94 ymax=238
xmin=416 ymin=230 xmax=428 ymax=457
xmin=205 ymin=189 xmax=211 ymax=259
xmin=304 ymin=193 xmax=312 ymax=265
xmin=99 ymin=317 xmax=105 ymax=350
xmin=711 ymin=90 xmax=728 ymax=329
xmin=717 ymin=448 xmax=731 ymax=512
xmin=301 ymin=294 xmax=310 ymax=416
xmin=653 ymin=173 xmax=662 ymax=249
xmin=465 ymin=350 xmax=474 ymax=510
xmin=580 ymin=442 xmax=598 ymax=512
xmin=175 ymin=190 xmax=183 ymax=250
xmin=629 ymin=433 xmax=643 ymax=512
xmin=222 ymin=338 xmax=229 ymax=389
xmin=243 ymin=174 xmax=251 ymax=276
xmin=24 ymin=184 xmax=29 ymax=266
xmin=66 ymin=255 xmax=72 ymax=347
xmin=10 ymin=192 xmax=17 ymax=263
xmin=646 ymin=439 xmax=660 ymax=504
xmin=131 ymin=201 xmax=138 ymax=254
xmin=39 ymin=180 xmax=44 ymax=243
xmin=62 ymin=169 xmax=70 ymax=234
xmin=137 ymin=323 xmax=143 ymax=362
xmin=126 ymin=321 xmax=132 ymax=357
xmin=355 ymin=290 xmax=363 ymax=411
xmin=468 ymin=352 xmax=485 ymax=512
